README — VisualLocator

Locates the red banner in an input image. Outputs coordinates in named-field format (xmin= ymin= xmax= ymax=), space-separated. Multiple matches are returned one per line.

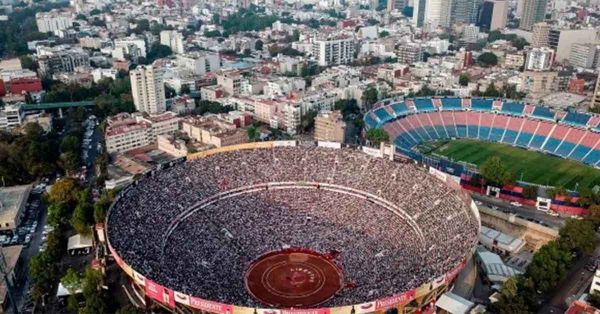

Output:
xmin=280 ymin=309 xmax=330 ymax=314
xmin=144 ymin=278 xmax=175 ymax=308
xmin=375 ymin=290 xmax=416 ymax=310
xmin=189 ymin=297 xmax=233 ymax=314
xmin=445 ymin=260 xmax=467 ymax=283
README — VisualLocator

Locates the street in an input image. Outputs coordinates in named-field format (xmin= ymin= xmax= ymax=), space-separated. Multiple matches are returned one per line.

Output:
xmin=471 ymin=194 xmax=565 ymax=229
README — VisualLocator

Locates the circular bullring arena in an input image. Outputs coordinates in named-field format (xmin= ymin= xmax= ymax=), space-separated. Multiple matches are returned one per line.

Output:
xmin=106 ymin=143 xmax=479 ymax=313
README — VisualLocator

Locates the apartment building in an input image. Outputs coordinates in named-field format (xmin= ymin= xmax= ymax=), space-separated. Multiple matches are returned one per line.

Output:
xmin=130 ymin=65 xmax=166 ymax=114
xmin=314 ymin=110 xmax=346 ymax=143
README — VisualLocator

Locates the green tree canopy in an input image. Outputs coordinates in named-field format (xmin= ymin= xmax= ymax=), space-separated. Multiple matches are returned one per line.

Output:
xmin=558 ymin=219 xmax=595 ymax=256
xmin=366 ymin=128 xmax=389 ymax=146
xmin=459 ymin=73 xmax=470 ymax=87
xmin=362 ymin=86 xmax=379 ymax=110
xmin=47 ymin=178 xmax=80 ymax=207
xmin=525 ymin=240 xmax=572 ymax=293
xmin=480 ymin=156 xmax=515 ymax=187
xmin=255 ymin=40 xmax=263 ymax=51
xmin=477 ymin=52 xmax=498 ymax=67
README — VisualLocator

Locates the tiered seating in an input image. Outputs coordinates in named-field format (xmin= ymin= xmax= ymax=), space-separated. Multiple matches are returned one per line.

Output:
xmin=373 ymin=107 xmax=393 ymax=122
xmin=501 ymin=102 xmax=525 ymax=116
xmin=364 ymin=113 xmax=378 ymax=129
xmin=562 ymin=111 xmax=591 ymax=128
xmin=531 ymin=106 xmax=555 ymax=121
xmin=414 ymin=98 xmax=435 ymax=112
xmin=543 ymin=125 xmax=569 ymax=153
xmin=471 ymin=99 xmax=493 ymax=111
xmin=391 ymin=102 xmax=411 ymax=116
xmin=367 ymin=98 xmax=600 ymax=168
xmin=587 ymin=115 xmax=600 ymax=129
xmin=440 ymin=98 xmax=463 ymax=110
xmin=530 ymin=122 xmax=553 ymax=149
xmin=515 ymin=119 xmax=538 ymax=148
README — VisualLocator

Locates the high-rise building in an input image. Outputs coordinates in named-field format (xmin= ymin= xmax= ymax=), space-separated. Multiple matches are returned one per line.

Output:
xmin=548 ymin=28 xmax=599 ymax=62
xmin=397 ymin=43 xmax=424 ymax=64
xmin=531 ymin=22 xmax=550 ymax=47
xmin=591 ymin=73 xmax=600 ymax=108
xmin=519 ymin=0 xmax=547 ymax=31
xmin=130 ymin=65 xmax=166 ymax=114
xmin=412 ymin=0 xmax=427 ymax=27
xmin=477 ymin=0 xmax=507 ymax=31
xmin=424 ymin=0 xmax=451 ymax=29
xmin=160 ymin=30 xmax=185 ymax=55
xmin=36 ymin=11 xmax=73 ymax=35
xmin=312 ymin=35 xmax=355 ymax=67
xmin=569 ymin=43 xmax=600 ymax=69
xmin=386 ymin=0 xmax=405 ymax=12
xmin=450 ymin=0 xmax=479 ymax=25
xmin=525 ymin=47 xmax=555 ymax=71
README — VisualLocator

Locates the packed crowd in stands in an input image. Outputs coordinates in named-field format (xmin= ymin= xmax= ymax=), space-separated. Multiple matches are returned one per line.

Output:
xmin=108 ymin=146 xmax=479 ymax=307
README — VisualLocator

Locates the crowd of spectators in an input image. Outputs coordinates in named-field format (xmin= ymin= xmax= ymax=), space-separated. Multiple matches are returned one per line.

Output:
xmin=107 ymin=145 xmax=479 ymax=307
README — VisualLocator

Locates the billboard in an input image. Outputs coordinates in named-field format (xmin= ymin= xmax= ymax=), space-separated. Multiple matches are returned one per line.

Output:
xmin=144 ymin=278 xmax=175 ymax=308
xmin=318 ymin=141 xmax=342 ymax=149
xmin=189 ymin=297 xmax=234 ymax=314
xmin=375 ymin=290 xmax=416 ymax=310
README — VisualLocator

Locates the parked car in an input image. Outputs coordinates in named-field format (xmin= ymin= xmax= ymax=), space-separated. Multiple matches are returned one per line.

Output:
xmin=547 ymin=211 xmax=559 ymax=217
xmin=510 ymin=201 xmax=523 ymax=207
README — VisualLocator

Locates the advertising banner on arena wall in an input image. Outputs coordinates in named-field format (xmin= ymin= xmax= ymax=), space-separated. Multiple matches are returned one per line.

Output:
xmin=133 ymin=271 xmax=146 ymax=285
xmin=144 ymin=278 xmax=175 ymax=308
xmin=174 ymin=291 xmax=191 ymax=306
xmin=189 ymin=297 xmax=234 ymax=314
xmin=375 ymin=290 xmax=416 ymax=310
xmin=273 ymin=140 xmax=297 ymax=147
xmin=355 ymin=302 xmax=376 ymax=314
xmin=445 ymin=259 xmax=467 ymax=283
xmin=428 ymin=167 xmax=447 ymax=182
xmin=361 ymin=146 xmax=383 ymax=158
xmin=329 ymin=305 xmax=352 ymax=314
xmin=280 ymin=308 xmax=331 ymax=314
xmin=318 ymin=141 xmax=342 ymax=149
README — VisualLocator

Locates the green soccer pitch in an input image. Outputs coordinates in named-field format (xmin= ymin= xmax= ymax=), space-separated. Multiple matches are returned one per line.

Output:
xmin=415 ymin=139 xmax=600 ymax=190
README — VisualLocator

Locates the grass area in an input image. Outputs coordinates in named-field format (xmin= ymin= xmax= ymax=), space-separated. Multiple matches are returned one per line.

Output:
xmin=417 ymin=139 xmax=600 ymax=190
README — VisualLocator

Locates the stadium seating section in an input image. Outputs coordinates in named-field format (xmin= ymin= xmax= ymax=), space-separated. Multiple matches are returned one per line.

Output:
xmin=367 ymin=97 xmax=600 ymax=167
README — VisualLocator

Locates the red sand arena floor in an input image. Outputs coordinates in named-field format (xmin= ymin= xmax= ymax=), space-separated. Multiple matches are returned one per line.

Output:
xmin=245 ymin=250 xmax=343 ymax=307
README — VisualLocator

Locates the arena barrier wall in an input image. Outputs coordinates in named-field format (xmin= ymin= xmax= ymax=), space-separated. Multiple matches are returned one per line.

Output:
xmin=107 ymin=142 xmax=477 ymax=314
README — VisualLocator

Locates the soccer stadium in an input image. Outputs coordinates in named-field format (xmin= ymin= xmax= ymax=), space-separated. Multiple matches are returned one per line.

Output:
xmin=106 ymin=142 xmax=480 ymax=314
xmin=364 ymin=97 xmax=600 ymax=189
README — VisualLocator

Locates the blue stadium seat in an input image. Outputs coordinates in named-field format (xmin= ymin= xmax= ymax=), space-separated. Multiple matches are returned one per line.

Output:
xmin=562 ymin=112 xmax=591 ymax=127
xmin=529 ymin=135 xmax=547 ymax=149
xmin=479 ymin=126 xmax=491 ymax=139
xmin=456 ymin=125 xmax=467 ymax=138
xmin=583 ymin=149 xmax=600 ymax=165
xmin=466 ymin=125 xmax=478 ymax=139
xmin=373 ymin=107 xmax=393 ymax=122
xmin=411 ymin=128 xmax=429 ymax=141
xmin=391 ymin=103 xmax=410 ymax=116
xmin=471 ymin=99 xmax=493 ymax=111
xmin=515 ymin=132 xmax=533 ymax=148
xmin=501 ymin=102 xmax=525 ymax=116
xmin=489 ymin=128 xmax=504 ymax=141
xmin=424 ymin=126 xmax=439 ymax=139
xmin=441 ymin=98 xmax=462 ymax=110
xmin=365 ymin=114 xmax=378 ymax=129
xmin=414 ymin=99 xmax=435 ymax=112
xmin=446 ymin=125 xmax=458 ymax=138
xmin=502 ymin=130 xmax=518 ymax=145
xmin=569 ymin=145 xmax=592 ymax=161
xmin=555 ymin=141 xmax=576 ymax=157
xmin=543 ymin=138 xmax=561 ymax=153
xmin=532 ymin=106 xmax=555 ymax=120
xmin=434 ymin=125 xmax=448 ymax=138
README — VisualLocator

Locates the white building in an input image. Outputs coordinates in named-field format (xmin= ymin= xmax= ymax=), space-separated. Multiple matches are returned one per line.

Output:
xmin=569 ymin=43 xmax=600 ymax=69
xmin=91 ymin=68 xmax=118 ymax=83
xmin=104 ymin=112 xmax=181 ymax=153
xmin=36 ymin=11 xmax=73 ymax=35
xmin=130 ymin=65 xmax=166 ymax=114
xmin=312 ymin=35 xmax=355 ymax=67
xmin=114 ymin=36 xmax=147 ymax=58
xmin=176 ymin=52 xmax=220 ymax=76
xmin=160 ymin=30 xmax=185 ymax=55
xmin=525 ymin=47 xmax=555 ymax=71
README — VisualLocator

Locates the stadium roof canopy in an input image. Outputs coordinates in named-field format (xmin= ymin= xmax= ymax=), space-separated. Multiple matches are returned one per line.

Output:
xmin=475 ymin=247 xmax=522 ymax=283
xmin=67 ymin=234 xmax=93 ymax=251
xmin=435 ymin=292 xmax=474 ymax=314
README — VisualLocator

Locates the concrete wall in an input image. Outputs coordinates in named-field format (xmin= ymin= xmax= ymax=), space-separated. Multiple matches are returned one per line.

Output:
xmin=478 ymin=206 xmax=559 ymax=251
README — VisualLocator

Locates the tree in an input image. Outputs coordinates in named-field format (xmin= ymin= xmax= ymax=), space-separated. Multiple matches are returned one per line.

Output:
xmin=366 ymin=128 xmax=389 ymax=146
xmin=147 ymin=43 xmax=173 ymax=62
xmin=255 ymin=40 xmax=263 ymax=51
xmin=60 ymin=134 xmax=80 ymax=153
xmin=47 ymin=178 xmax=80 ymax=206
xmin=47 ymin=202 xmax=72 ymax=229
xmin=477 ymin=52 xmax=498 ymax=67
xmin=19 ymin=55 xmax=36 ymax=71
xmin=522 ymin=185 xmax=538 ymax=199
xmin=180 ymin=84 xmax=191 ymax=95
xmin=589 ymin=291 xmax=600 ymax=309
xmin=546 ymin=185 xmax=567 ymax=199
xmin=488 ymin=276 xmax=531 ymax=314
xmin=29 ymin=252 xmax=59 ymax=296
xmin=80 ymin=268 xmax=107 ymax=314
xmin=94 ymin=194 xmax=112 ymax=223
xmin=362 ymin=86 xmax=378 ymax=110
xmin=525 ymin=240 xmax=572 ymax=293
xmin=482 ymin=82 xmax=501 ymax=97
xmin=247 ymin=125 xmax=259 ymax=142
xmin=480 ymin=156 xmax=515 ymax=187
xmin=72 ymin=203 xmax=94 ymax=235
xmin=459 ymin=73 xmax=470 ymax=87
xmin=559 ymin=219 xmax=595 ymax=256
xmin=300 ymin=110 xmax=317 ymax=133
xmin=586 ymin=204 xmax=600 ymax=227
xmin=416 ymin=85 xmax=436 ymax=96
xmin=165 ymin=85 xmax=176 ymax=98
xmin=379 ymin=30 xmax=390 ymax=37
